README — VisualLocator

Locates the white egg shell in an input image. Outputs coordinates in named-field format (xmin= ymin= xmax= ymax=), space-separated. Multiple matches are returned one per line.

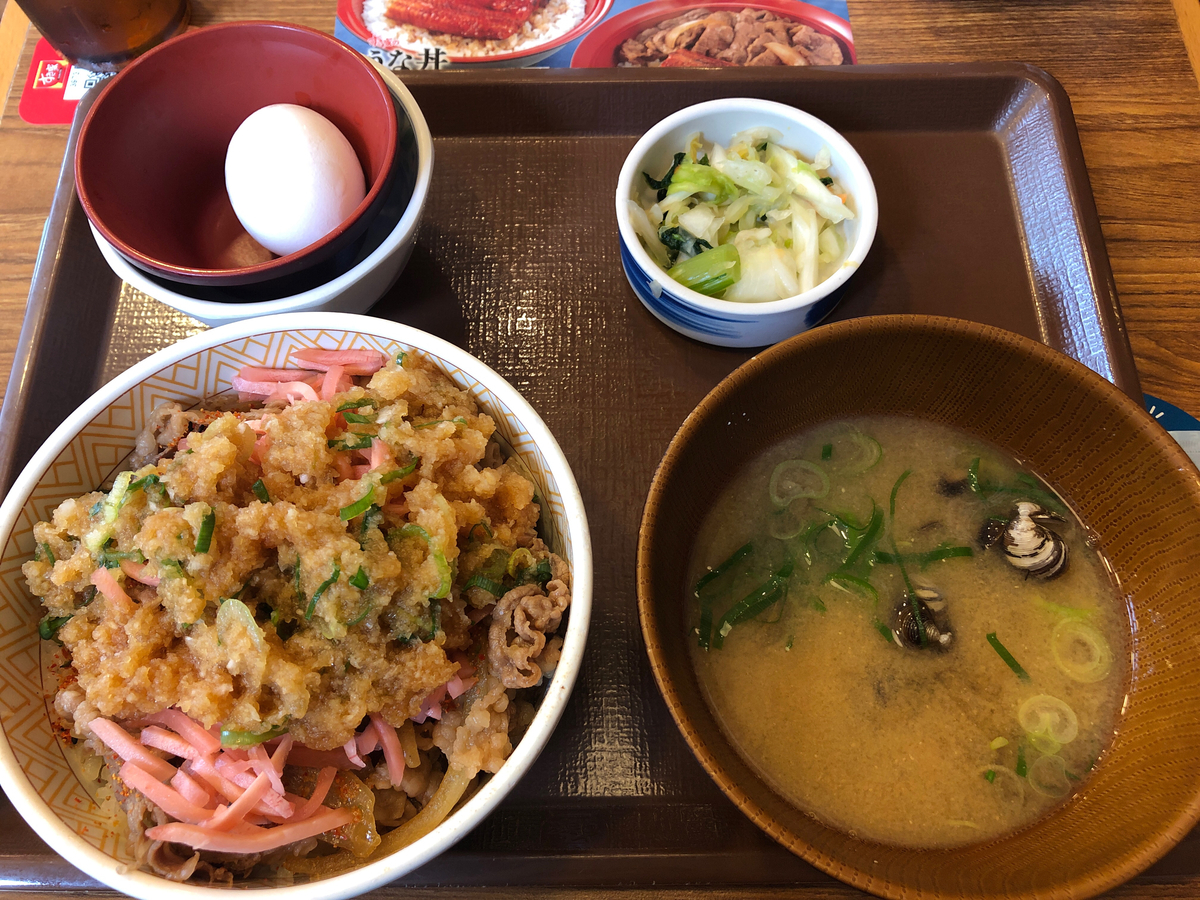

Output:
xmin=225 ymin=104 xmax=367 ymax=258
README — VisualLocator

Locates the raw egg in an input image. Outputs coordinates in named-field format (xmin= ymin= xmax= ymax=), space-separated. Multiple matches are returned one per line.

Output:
xmin=224 ymin=104 xmax=367 ymax=258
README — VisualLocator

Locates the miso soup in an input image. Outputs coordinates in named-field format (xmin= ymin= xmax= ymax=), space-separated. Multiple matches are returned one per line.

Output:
xmin=688 ymin=416 xmax=1127 ymax=848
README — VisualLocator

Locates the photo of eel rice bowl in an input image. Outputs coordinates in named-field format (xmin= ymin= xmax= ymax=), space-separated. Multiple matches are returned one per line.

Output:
xmin=22 ymin=346 xmax=572 ymax=881
xmin=356 ymin=0 xmax=589 ymax=59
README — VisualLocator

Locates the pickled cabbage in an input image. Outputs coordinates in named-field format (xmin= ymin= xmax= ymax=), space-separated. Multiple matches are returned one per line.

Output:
xmin=634 ymin=128 xmax=855 ymax=301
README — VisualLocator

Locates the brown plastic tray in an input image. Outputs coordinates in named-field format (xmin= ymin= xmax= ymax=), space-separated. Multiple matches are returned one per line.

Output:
xmin=1 ymin=65 xmax=1181 ymax=895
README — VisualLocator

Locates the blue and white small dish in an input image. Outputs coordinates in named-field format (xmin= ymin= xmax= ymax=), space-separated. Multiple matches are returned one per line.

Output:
xmin=615 ymin=98 xmax=878 ymax=348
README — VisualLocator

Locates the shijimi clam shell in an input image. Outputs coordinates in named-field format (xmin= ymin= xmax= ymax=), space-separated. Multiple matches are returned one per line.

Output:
xmin=0 ymin=312 xmax=592 ymax=900
xmin=638 ymin=314 xmax=1200 ymax=900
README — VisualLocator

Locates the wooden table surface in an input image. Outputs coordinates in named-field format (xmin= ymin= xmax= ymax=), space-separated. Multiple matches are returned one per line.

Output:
xmin=1 ymin=1 xmax=1199 ymax=898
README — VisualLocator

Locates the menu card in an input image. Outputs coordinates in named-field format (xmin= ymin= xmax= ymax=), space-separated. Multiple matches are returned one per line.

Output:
xmin=332 ymin=0 xmax=854 ymax=71
xmin=17 ymin=38 xmax=113 ymax=125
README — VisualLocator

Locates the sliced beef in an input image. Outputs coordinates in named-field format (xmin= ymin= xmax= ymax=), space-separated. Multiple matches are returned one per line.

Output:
xmin=661 ymin=48 xmax=736 ymax=67
xmin=618 ymin=6 xmax=845 ymax=68
xmin=691 ymin=16 xmax=735 ymax=56
xmin=487 ymin=553 xmax=571 ymax=689
xmin=790 ymin=23 xmax=844 ymax=64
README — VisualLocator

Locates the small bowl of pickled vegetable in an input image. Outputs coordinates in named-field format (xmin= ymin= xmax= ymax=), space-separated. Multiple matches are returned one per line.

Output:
xmin=615 ymin=98 xmax=877 ymax=348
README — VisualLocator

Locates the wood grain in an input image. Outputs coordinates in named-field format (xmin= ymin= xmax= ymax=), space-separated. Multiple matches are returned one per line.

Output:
xmin=0 ymin=2 xmax=27 ymax=124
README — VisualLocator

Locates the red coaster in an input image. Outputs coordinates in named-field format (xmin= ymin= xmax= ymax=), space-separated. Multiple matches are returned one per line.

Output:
xmin=18 ymin=38 xmax=113 ymax=125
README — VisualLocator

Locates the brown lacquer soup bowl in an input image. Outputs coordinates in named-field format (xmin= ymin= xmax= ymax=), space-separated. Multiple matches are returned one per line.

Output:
xmin=637 ymin=314 xmax=1200 ymax=900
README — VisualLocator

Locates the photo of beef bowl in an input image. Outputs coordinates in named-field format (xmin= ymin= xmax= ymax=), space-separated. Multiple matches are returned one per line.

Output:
xmin=0 ymin=312 xmax=591 ymax=899
xmin=570 ymin=0 xmax=853 ymax=68
xmin=338 ymin=0 xmax=613 ymax=66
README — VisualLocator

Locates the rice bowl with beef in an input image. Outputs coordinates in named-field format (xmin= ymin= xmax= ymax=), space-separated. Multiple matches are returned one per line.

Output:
xmin=0 ymin=313 xmax=591 ymax=900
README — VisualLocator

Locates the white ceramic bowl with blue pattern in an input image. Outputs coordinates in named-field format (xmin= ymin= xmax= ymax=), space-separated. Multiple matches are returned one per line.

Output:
xmin=616 ymin=98 xmax=878 ymax=348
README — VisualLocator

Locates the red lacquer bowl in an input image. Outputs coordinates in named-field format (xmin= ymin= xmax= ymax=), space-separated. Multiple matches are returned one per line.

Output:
xmin=570 ymin=0 xmax=854 ymax=68
xmin=76 ymin=21 xmax=398 ymax=287
xmin=338 ymin=0 xmax=613 ymax=66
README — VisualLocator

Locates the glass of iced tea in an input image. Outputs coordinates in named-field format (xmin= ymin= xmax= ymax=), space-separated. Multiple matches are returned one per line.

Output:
xmin=15 ymin=0 xmax=191 ymax=72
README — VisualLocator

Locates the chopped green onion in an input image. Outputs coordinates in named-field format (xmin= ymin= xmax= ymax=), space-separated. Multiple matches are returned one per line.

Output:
xmin=874 ymin=620 xmax=893 ymax=642
xmin=1016 ymin=743 xmax=1028 ymax=778
xmin=769 ymin=459 xmax=829 ymax=506
xmin=422 ymin=598 xmax=442 ymax=641
xmin=889 ymin=538 xmax=916 ymax=597
xmin=464 ymin=573 xmax=505 ymax=596
xmin=160 ymin=558 xmax=186 ymax=579
xmin=389 ymin=525 xmax=451 ymax=599
xmin=889 ymin=469 xmax=912 ymax=520
xmin=358 ymin=505 xmax=383 ymax=548
xmin=984 ymin=769 xmax=997 ymax=784
xmin=340 ymin=489 xmax=377 ymax=521
xmin=987 ymin=631 xmax=1031 ymax=681
xmin=990 ymin=737 xmax=1009 ymax=750
xmin=328 ymin=434 xmax=375 ymax=451
xmin=886 ymin=535 xmax=926 ymax=648
xmin=820 ymin=175 xmax=834 ymax=186
xmin=919 ymin=545 xmax=973 ymax=566
xmin=820 ymin=506 xmax=867 ymax=532
xmin=39 ymin=614 xmax=71 ymax=642
xmin=695 ymin=542 xmax=753 ymax=650
xmin=824 ymin=572 xmax=879 ymax=604
xmin=346 ymin=602 xmax=373 ymax=627
xmin=381 ymin=456 xmax=419 ymax=483
xmin=821 ymin=443 xmax=833 ymax=460
xmin=800 ymin=518 xmax=837 ymax=566
xmin=305 ymin=563 xmax=341 ymax=620
xmin=811 ymin=598 xmax=826 ymax=613
xmin=477 ymin=548 xmax=509 ymax=582
xmin=84 ymin=472 xmax=138 ymax=553
xmin=220 ymin=725 xmax=288 ymax=748
xmin=467 ymin=520 xmax=494 ymax=543
xmin=506 ymin=547 xmax=535 ymax=577
xmin=342 ymin=411 xmax=376 ymax=424
xmin=711 ymin=561 xmax=793 ymax=649
xmin=98 ymin=547 xmax=146 ymax=568
xmin=349 ymin=566 xmax=369 ymax=590
xmin=785 ymin=634 xmax=794 ymax=650
xmin=841 ymin=504 xmax=883 ymax=569
xmin=396 ymin=351 xmax=407 ymax=366
xmin=695 ymin=543 xmax=753 ymax=595
xmin=37 ymin=542 xmax=56 ymax=564
xmin=251 ymin=479 xmax=270 ymax=502
xmin=337 ymin=398 xmax=378 ymax=411
xmin=194 ymin=509 xmax=215 ymax=553
xmin=1051 ymin=619 xmax=1113 ymax=683
xmin=981 ymin=479 xmax=1065 ymax=512
xmin=826 ymin=428 xmax=882 ymax=475
xmin=519 ymin=558 xmax=552 ymax=587
xmin=129 ymin=473 xmax=167 ymax=501
xmin=294 ymin=558 xmax=304 ymax=609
